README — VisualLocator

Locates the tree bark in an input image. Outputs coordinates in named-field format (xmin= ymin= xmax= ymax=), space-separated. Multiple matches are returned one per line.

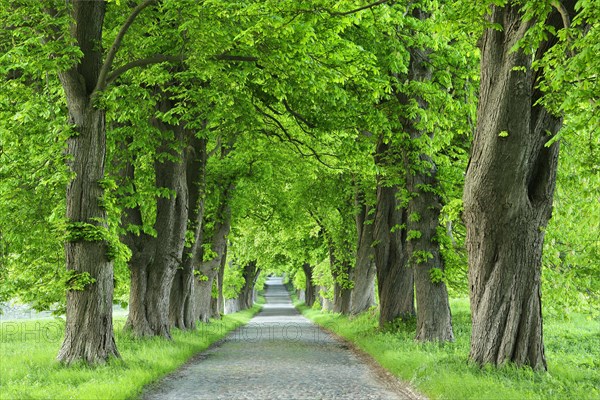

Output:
xmin=210 ymin=244 xmax=227 ymax=320
xmin=463 ymin=3 xmax=572 ymax=370
xmin=238 ymin=261 xmax=259 ymax=310
xmin=406 ymin=154 xmax=453 ymax=341
xmin=196 ymin=190 xmax=232 ymax=322
xmin=170 ymin=136 xmax=207 ymax=330
xmin=329 ymin=242 xmax=352 ymax=314
xmin=350 ymin=194 xmax=377 ymax=315
xmin=57 ymin=1 xmax=120 ymax=364
xmin=123 ymin=95 xmax=189 ymax=339
xmin=373 ymin=141 xmax=415 ymax=328
xmin=216 ymin=244 xmax=227 ymax=316
xmin=399 ymin=9 xmax=453 ymax=342
xmin=301 ymin=263 xmax=316 ymax=307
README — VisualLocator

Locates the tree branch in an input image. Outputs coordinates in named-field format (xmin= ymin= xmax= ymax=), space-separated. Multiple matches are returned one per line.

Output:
xmin=551 ymin=1 xmax=571 ymax=30
xmin=283 ymin=100 xmax=316 ymax=128
xmin=255 ymin=104 xmax=339 ymax=170
xmin=327 ymin=0 xmax=394 ymax=16
xmin=106 ymin=54 xmax=184 ymax=85
xmin=94 ymin=0 xmax=158 ymax=94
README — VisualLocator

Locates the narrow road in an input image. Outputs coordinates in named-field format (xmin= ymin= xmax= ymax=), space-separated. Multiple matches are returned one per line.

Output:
xmin=143 ymin=277 xmax=418 ymax=400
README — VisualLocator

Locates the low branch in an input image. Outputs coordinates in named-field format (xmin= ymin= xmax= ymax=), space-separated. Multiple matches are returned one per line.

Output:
xmin=106 ymin=54 xmax=183 ymax=85
xmin=95 ymin=0 xmax=158 ymax=94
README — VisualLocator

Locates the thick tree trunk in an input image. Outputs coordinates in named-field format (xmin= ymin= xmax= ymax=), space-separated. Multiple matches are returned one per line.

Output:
xmin=399 ymin=13 xmax=453 ymax=342
xmin=373 ymin=140 xmax=415 ymax=328
xmin=124 ymin=250 xmax=153 ymax=336
xmin=463 ymin=4 xmax=570 ymax=370
xmin=170 ymin=136 xmax=207 ymax=330
xmin=350 ymin=197 xmax=376 ymax=315
xmin=123 ymin=96 xmax=189 ymax=339
xmin=57 ymin=1 xmax=120 ymax=364
xmin=195 ymin=273 xmax=216 ymax=323
xmin=301 ymin=263 xmax=316 ymax=307
xmin=406 ymin=158 xmax=454 ymax=341
xmin=58 ymin=105 xmax=120 ymax=363
xmin=169 ymin=265 xmax=195 ymax=329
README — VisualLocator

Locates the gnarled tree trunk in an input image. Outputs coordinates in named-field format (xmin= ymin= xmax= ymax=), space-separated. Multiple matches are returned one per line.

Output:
xmin=463 ymin=3 xmax=572 ymax=370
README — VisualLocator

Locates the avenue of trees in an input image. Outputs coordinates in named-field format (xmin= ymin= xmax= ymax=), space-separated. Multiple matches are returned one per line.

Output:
xmin=0 ymin=0 xmax=598 ymax=371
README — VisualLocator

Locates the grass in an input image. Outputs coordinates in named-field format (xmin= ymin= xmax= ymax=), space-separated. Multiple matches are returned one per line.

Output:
xmin=297 ymin=298 xmax=600 ymax=400
xmin=0 ymin=305 xmax=260 ymax=400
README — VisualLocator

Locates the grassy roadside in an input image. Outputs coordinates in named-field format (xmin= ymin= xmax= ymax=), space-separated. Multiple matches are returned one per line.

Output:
xmin=297 ymin=298 xmax=599 ymax=400
xmin=0 ymin=305 xmax=260 ymax=400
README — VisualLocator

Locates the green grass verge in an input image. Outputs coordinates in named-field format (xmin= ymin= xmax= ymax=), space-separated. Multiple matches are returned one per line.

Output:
xmin=297 ymin=298 xmax=599 ymax=400
xmin=0 ymin=305 xmax=260 ymax=400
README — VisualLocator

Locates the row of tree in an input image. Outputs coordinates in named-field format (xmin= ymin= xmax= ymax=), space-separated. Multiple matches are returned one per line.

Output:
xmin=0 ymin=0 xmax=597 ymax=372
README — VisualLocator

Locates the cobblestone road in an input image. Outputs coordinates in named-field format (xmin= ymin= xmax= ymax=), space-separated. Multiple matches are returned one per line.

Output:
xmin=142 ymin=277 xmax=420 ymax=400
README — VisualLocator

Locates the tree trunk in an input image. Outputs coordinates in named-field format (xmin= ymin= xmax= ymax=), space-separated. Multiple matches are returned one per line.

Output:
xmin=210 ymin=244 xmax=227 ymax=320
xmin=123 ymin=95 xmax=189 ymax=339
xmin=57 ymin=1 xmax=120 ymax=364
xmin=195 ymin=273 xmax=216 ymax=323
xmin=301 ymin=263 xmax=316 ymax=307
xmin=58 ymin=105 xmax=120 ymax=363
xmin=329 ymin=243 xmax=352 ymax=314
xmin=399 ymin=10 xmax=453 ymax=342
xmin=373 ymin=140 xmax=415 ymax=328
xmin=238 ymin=261 xmax=260 ymax=310
xmin=124 ymin=249 xmax=154 ymax=336
xmin=463 ymin=3 xmax=571 ymax=370
xmin=216 ymin=245 xmax=226 ymax=316
xmin=170 ymin=136 xmax=207 ymax=330
xmin=210 ymin=290 xmax=220 ymax=320
xmin=406 ymin=156 xmax=453 ymax=341
xmin=350 ymin=196 xmax=376 ymax=315
xmin=196 ymin=190 xmax=232 ymax=322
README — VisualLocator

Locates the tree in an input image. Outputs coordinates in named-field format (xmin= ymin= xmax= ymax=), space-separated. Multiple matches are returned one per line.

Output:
xmin=301 ymin=262 xmax=318 ymax=307
xmin=21 ymin=0 xmax=181 ymax=363
xmin=121 ymin=92 xmax=191 ymax=339
xmin=463 ymin=1 xmax=576 ymax=370
xmin=373 ymin=140 xmax=415 ymax=327
xmin=349 ymin=188 xmax=377 ymax=314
